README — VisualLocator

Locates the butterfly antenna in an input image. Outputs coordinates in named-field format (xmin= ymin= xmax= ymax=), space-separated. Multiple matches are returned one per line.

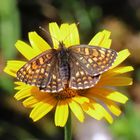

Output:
xmin=39 ymin=26 xmax=60 ymax=48
xmin=39 ymin=22 xmax=79 ymax=47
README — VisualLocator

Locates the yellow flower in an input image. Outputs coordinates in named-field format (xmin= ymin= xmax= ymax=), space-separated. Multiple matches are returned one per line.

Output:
xmin=4 ymin=22 xmax=133 ymax=127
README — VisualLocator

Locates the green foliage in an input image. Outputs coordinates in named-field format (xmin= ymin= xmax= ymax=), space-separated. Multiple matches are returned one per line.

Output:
xmin=0 ymin=0 xmax=20 ymax=59
xmin=0 ymin=121 xmax=35 ymax=140
xmin=0 ymin=0 xmax=20 ymax=93
xmin=57 ymin=0 xmax=102 ymax=42
xmin=110 ymin=102 xmax=140 ymax=140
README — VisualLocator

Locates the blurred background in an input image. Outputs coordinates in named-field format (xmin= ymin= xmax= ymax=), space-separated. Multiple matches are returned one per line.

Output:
xmin=0 ymin=0 xmax=140 ymax=140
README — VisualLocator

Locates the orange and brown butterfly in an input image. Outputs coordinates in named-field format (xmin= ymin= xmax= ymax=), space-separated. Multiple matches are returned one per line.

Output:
xmin=17 ymin=28 xmax=117 ymax=93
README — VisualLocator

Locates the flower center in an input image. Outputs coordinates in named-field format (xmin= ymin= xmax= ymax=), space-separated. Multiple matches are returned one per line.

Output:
xmin=52 ymin=88 xmax=87 ymax=100
xmin=53 ymin=88 xmax=78 ymax=100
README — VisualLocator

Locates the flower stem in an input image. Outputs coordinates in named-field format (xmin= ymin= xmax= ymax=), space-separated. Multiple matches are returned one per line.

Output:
xmin=64 ymin=112 xmax=72 ymax=140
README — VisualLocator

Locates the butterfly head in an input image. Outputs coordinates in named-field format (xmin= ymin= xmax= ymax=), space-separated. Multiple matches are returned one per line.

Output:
xmin=57 ymin=42 xmax=68 ymax=53
xmin=58 ymin=41 xmax=65 ymax=49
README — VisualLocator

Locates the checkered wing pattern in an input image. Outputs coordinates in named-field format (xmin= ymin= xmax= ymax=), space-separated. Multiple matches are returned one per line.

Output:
xmin=68 ymin=45 xmax=118 ymax=76
xmin=69 ymin=56 xmax=100 ymax=89
xmin=17 ymin=49 xmax=64 ymax=92
xmin=39 ymin=59 xmax=64 ymax=93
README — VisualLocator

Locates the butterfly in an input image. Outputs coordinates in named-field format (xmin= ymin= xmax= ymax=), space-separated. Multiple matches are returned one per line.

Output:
xmin=16 ymin=42 xmax=117 ymax=93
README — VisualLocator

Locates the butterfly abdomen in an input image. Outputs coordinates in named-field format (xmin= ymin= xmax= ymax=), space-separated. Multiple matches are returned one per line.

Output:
xmin=58 ymin=48 xmax=70 ymax=87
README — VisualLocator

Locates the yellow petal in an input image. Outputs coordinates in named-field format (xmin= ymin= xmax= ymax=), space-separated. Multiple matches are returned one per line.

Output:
xmin=49 ymin=23 xmax=80 ymax=49
xmin=14 ymin=86 xmax=32 ymax=100
xmin=55 ymin=100 xmax=69 ymax=127
xmin=107 ymin=103 xmax=121 ymax=116
xmin=30 ymin=97 xmax=57 ymax=122
xmin=81 ymin=102 xmax=102 ymax=120
xmin=73 ymin=96 xmax=89 ymax=104
xmin=91 ymin=102 xmax=105 ymax=120
xmin=98 ymin=76 xmax=133 ymax=86
xmin=4 ymin=60 xmax=26 ymax=77
xmin=111 ymin=49 xmax=130 ymax=68
xmin=49 ymin=22 xmax=60 ymax=49
xmin=102 ymin=66 xmax=134 ymax=78
xmin=73 ymin=96 xmax=101 ymax=120
xmin=14 ymin=82 xmax=28 ymax=90
xmin=98 ymin=108 xmax=113 ymax=123
xmin=89 ymin=32 xmax=102 ymax=46
xmin=15 ymin=40 xmax=39 ymax=60
xmin=28 ymin=32 xmax=51 ymax=52
xmin=84 ymin=98 xmax=113 ymax=123
xmin=88 ymin=88 xmax=128 ymax=104
xmin=14 ymin=81 xmax=25 ymax=86
xmin=60 ymin=23 xmax=80 ymax=47
xmin=92 ymin=102 xmax=113 ymax=123
xmin=99 ymin=30 xmax=112 ymax=48
xmin=68 ymin=99 xmax=84 ymax=122
xmin=4 ymin=67 xmax=16 ymax=77
xmin=23 ymin=96 xmax=38 ymax=108
xmin=59 ymin=23 xmax=70 ymax=46
xmin=14 ymin=85 xmax=27 ymax=90
xmin=89 ymin=30 xmax=111 ymax=48
xmin=107 ymin=91 xmax=128 ymax=104
xmin=94 ymin=95 xmax=122 ymax=116
xmin=68 ymin=23 xmax=80 ymax=46
xmin=111 ymin=66 xmax=134 ymax=74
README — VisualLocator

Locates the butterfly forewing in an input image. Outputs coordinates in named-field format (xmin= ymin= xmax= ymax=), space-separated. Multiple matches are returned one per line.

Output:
xmin=17 ymin=49 xmax=57 ymax=87
xmin=69 ymin=55 xmax=100 ymax=89
xmin=68 ymin=45 xmax=117 ymax=76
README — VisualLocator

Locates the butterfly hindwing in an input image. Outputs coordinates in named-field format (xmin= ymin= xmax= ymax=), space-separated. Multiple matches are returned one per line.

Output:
xmin=68 ymin=45 xmax=117 ymax=76
xmin=69 ymin=55 xmax=100 ymax=90
xmin=39 ymin=59 xmax=64 ymax=93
